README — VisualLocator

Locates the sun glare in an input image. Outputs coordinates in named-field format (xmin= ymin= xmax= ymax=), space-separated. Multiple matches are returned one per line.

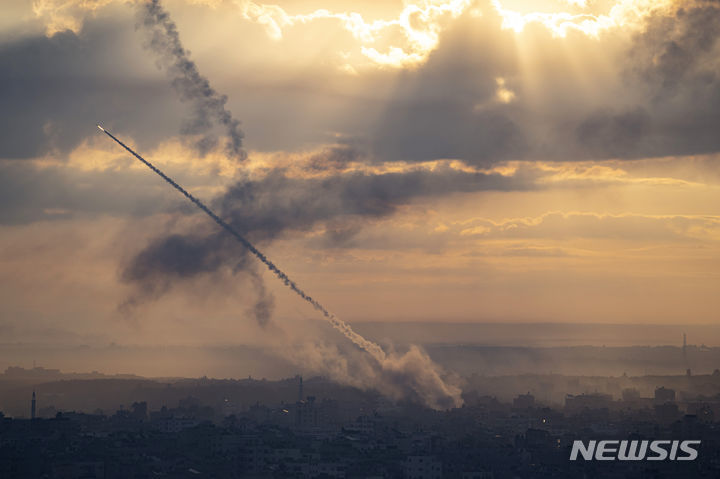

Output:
xmin=492 ymin=0 xmax=677 ymax=38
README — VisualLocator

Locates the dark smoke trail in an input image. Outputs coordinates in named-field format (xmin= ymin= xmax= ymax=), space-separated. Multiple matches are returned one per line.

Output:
xmin=233 ymin=257 xmax=275 ymax=327
xmin=138 ymin=0 xmax=246 ymax=160
xmin=97 ymin=125 xmax=386 ymax=361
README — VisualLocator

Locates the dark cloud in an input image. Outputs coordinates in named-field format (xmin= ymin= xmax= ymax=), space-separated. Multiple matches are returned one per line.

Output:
xmin=120 ymin=151 xmax=529 ymax=297
xmin=3 ymin=0 xmax=719 ymax=166
xmin=118 ymin=230 xmax=275 ymax=327
xmin=370 ymin=2 xmax=720 ymax=163
xmin=576 ymin=107 xmax=651 ymax=158
xmin=121 ymin=232 xmax=231 ymax=292
xmin=120 ymin=232 xmax=241 ymax=309
xmin=576 ymin=2 xmax=720 ymax=159
xmin=371 ymin=12 xmax=525 ymax=165
xmin=215 ymin=161 xmax=523 ymax=240
xmin=0 ymin=14 xmax=186 ymax=159
xmin=373 ymin=101 xmax=527 ymax=165
xmin=6 ymin=0 xmax=720 ymax=325
xmin=637 ymin=3 xmax=720 ymax=96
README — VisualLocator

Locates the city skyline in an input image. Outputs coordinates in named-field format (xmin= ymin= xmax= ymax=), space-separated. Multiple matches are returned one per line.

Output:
xmin=2 ymin=2 xmax=720 ymax=475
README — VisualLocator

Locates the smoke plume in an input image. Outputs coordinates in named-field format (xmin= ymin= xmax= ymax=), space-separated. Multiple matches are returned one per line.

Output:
xmin=233 ymin=251 xmax=275 ymax=327
xmin=117 ymin=1 xmax=464 ymax=408
xmin=137 ymin=0 xmax=246 ymax=160
xmin=100 ymin=126 xmax=462 ymax=408
xmin=278 ymin=336 xmax=463 ymax=410
xmin=118 ymin=229 xmax=274 ymax=327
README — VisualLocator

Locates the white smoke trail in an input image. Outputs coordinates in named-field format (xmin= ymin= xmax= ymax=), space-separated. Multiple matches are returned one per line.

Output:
xmin=98 ymin=126 xmax=463 ymax=408
xmin=99 ymin=126 xmax=384 ymax=359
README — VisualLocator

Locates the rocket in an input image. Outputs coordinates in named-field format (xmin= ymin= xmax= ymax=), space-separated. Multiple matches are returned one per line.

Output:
xmin=96 ymin=125 xmax=387 ymax=362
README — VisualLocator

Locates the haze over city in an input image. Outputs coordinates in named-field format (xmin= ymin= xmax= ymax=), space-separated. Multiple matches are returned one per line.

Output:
xmin=3 ymin=2 xmax=720 ymax=477
xmin=1 ymin=0 xmax=720 ymax=391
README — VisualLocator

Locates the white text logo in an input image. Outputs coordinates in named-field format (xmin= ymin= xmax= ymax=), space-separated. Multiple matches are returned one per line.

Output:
xmin=569 ymin=440 xmax=700 ymax=461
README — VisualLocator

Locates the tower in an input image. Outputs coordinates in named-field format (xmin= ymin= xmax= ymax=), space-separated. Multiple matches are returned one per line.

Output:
xmin=297 ymin=376 xmax=303 ymax=403
xmin=31 ymin=390 xmax=36 ymax=420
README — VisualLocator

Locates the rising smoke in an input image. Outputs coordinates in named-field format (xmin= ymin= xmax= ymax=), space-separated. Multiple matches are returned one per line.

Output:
xmin=137 ymin=0 xmax=246 ymax=160
xmin=118 ymin=231 xmax=275 ymax=327
xmin=131 ymin=0 xmax=268 ymax=320
xmin=117 ymin=0 xmax=464 ymax=408
xmin=233 ymin=249 xmax=275 ymax=327
xmin=100 ymin=126 xmax=463 ymax=409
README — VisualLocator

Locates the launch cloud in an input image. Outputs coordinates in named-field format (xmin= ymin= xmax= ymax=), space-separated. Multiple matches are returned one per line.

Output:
xmin=570 ymin=440 xmax=700 ymax=461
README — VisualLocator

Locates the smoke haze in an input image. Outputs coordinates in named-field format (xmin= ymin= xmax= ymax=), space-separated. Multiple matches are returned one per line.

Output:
xmin=101 ymin=126 xmax=462 ymax=409
xmin=6 ymin=0 xmax=720 ymax=413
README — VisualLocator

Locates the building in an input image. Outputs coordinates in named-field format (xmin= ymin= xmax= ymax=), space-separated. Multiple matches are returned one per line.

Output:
xmin=404 ymin=455 xmax=442 ymax=479
xmin=564 ymin=393 xmax=612 ymax=414
xmin=513 ymin=393 xmax=535 ymax=409
xmin=654 ymin=387 xmax=676 ymax=404
xmin=157 ymin=417 xmax=199 ymax=433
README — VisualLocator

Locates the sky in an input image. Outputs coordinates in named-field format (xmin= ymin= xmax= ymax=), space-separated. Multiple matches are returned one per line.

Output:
xmin=2 ymin=0 xmax=720 ymax=354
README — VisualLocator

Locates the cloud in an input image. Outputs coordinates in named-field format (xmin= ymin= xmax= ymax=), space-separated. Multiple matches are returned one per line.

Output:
xmin=220 ymin=0 xmax=474 ymax=68
xmin=217 ymin=160 xmax=524 ymax=237
xmin=490 ymin=0 xmax=679 ymax=38
xmin=100 ymin=139 xmax=720 ymax=304
xmin=353 ymin=0 xmax=720 ymax=165
xmin=0 ymin=1 xmax=247 ymax=161
xmin=458 ymin=211 xmax=720 ymax=242
xmin=0 ymin=134 xmax=246 ymax=226
xmin=5 ymin=0 xmax=720 ymax=392
xmin=576 ymin=107 xmax=652 ymax=158
xmin=0 ymin=15 xmax=185 ymax=159
xmin=32 ymin=0 xmax=116 ymax=36
xmin=9 ymin=0 xmax=720 ymax=165
xmin=574 ymin=1 xmax=720 ymax=159
xmin=29 ymin=0 xmax=476 ymax=68
xmin=119 ymin=151 xmax=529 ymax=296
xmin=0 ymin=159 xmax=177 ymax=224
